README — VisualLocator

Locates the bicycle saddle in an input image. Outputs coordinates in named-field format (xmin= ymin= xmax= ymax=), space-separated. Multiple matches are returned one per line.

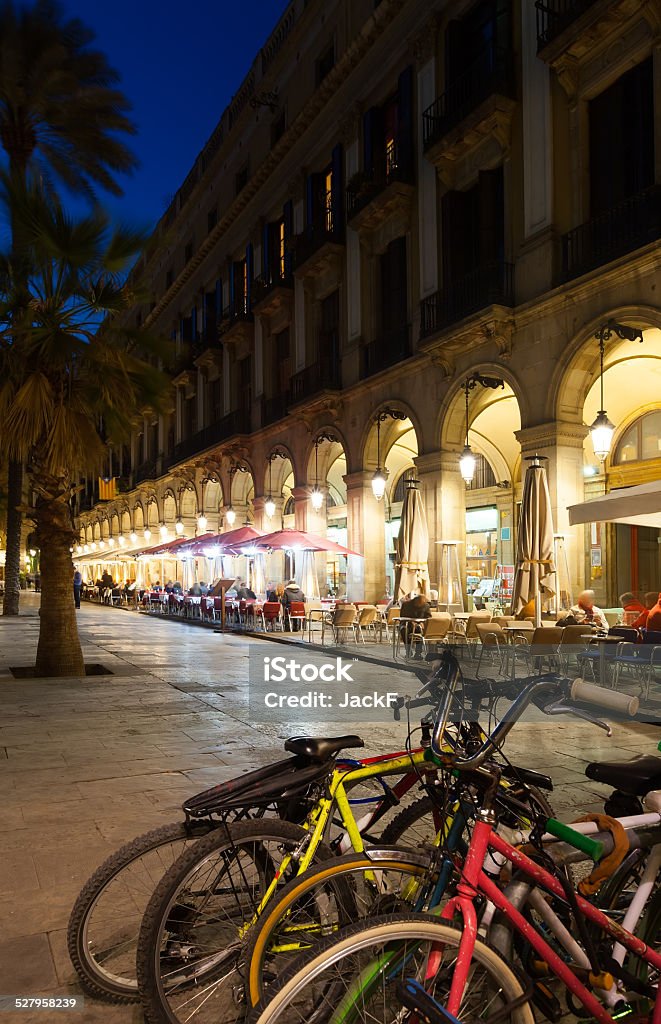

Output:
xmin=585 ymin=754 xmax=661 ymax=795
xmin=284 ymin=735 xmax=365 ymax=761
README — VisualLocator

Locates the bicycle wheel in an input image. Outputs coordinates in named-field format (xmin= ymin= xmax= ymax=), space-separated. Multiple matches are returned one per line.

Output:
xmin=244 ymin=848 xmax=434 ymax=1009
xmin=67 ymin=821 xmax=215 ymax=1002
xmin=247 ymin=913 xmax=535 ymax=1024
xmin=137 ymin=818 xmax=333 ymax=1024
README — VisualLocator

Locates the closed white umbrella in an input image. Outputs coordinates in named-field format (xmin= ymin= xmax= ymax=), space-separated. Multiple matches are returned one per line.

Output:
xmin=511 ymin=455 xmax=556 ymax=626
xmin=252 ymin=551 xmax=267 ymax=596
xmin=394 ymin=479 xmax=431 ymax=600
xmin=298 ymin=549 xmax=320 ymax=600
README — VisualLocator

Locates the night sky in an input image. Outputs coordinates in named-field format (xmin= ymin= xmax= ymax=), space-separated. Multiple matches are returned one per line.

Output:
xmin=57 ymin=0 xmax=289 ymax=230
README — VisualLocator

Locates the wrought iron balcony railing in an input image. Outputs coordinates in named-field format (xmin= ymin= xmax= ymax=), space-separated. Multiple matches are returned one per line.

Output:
xmin=535 ymin=0 xmax=599 ymax=50
xmin=290 ymin=354 xmax=341 ymax=403
xmin=134 ymin=459 xmax=158 ymax=484
xmin=261 ymin=392 xmax=290 ymax=427
xmin=218 ymin=301 xmax=253 ymax=335
xmin=346 ymin=142 xmax=413 ymax=221
xmin=252 ymin=270 xmax=293 ymax=305
xmin=293 ymin=216 xmax=344 ymax=269
xmin=423 ymin=48 xmax=515 ymax=150
xmin=360 ymin=324 xmax=412 ymax=379
xmin=561 ymin=187 xmax=660 ymax=282
xmin=172 ymin=409 xmax=251 ymax=464
xmin=419 ymin=261 xmax=514 ymax=339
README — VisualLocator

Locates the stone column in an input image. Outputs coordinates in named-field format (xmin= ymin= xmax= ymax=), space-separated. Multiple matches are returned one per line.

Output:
xmin=437 ymin=452 xmax=468 ymax=594
xmin=293 ymin=279 xmax=306 ymax=372
xmin=254 ymin=316 xmax=264 ymax=397
xmin=196 ymin=368 xmax=206 ymax=430
xmin=516 ymin=0 xmax=555 ymax=300
xmin=516 ymin=421 xmax=589 ymax=605
xmin=416 ymin=57 xmax=438 ymax=298
xmin=175 ymin=388 xmax=183 ymax=444
xmin=222 ymin=345 xmax=231 ymax=413
xmin=344 ymin=471 xmax=387 ymax=603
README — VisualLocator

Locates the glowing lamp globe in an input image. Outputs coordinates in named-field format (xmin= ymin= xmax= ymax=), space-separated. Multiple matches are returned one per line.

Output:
xmin=197 ymin=514 xmax=208 ymax=532
xmin=310 ymin=486 xmax=324 ymax=511
xmin=159 ymin=524 xmax=168 ymax=539
xmin=175 ymin=519 xmax=184 ymax=535
xmin=590 ymin=410 xmax=615 ymax=463
xmin=225 ymin=507 xmax=236 ymax=526
xmin=143 ymin=528 xmax=152 ymax=542
xmin=371 ymin=469 xmax=387 ymax=502
xmin=129 ymin=532 xmax=137 ymax=544
xmin=459 ymin=445 xmax=476 ymax=485
xmin=264 ymin=497 xmax=276 ymax=519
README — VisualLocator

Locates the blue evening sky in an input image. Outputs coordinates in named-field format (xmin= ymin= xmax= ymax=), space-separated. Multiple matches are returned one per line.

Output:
xmin=58 ymin=0 xmax=289 ymax=231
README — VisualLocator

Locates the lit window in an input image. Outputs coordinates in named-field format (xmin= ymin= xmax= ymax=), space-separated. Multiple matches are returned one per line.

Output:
xmin=279 ymin=220 xmax=286 ymax=278
xmin=325 ymin=171 xmax=333 ymax=232
xmin=614 ymin=410 xmax=661 ymax=464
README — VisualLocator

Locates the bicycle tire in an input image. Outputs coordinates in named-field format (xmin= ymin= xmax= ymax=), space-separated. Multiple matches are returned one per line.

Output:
xmin=137 ymin=818 xmax=334 ymax=1024
xmin=67 ymin=821 xmax=214 ymax=1003
xmin=246 ymin=912 xmax=535 ymax=1024
xmin=244 ymin=847 xmax=433 ymax=1008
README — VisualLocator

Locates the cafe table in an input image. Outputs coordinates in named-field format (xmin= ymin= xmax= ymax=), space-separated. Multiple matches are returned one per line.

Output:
xmin=580 ymin=633 xmax=620 ymax=686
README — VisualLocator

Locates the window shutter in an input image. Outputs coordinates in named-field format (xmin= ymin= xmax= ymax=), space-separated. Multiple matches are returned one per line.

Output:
xmin=215 ymin=278 xmax=222 ymax=319
xmin=191 ymin=306 xmax=197 ymax=341
xmin=330 ymin=143 xmax=344 ymax=238
xmin=283 ymin=199 xmax=294 ymax=275
xmin=245 ymin=243 xmax=254 ymax=309
xmin=397 ymin=66 xmax=414 ymax=179
xmin=262 ymin=221 xmax=270 ymax=279
xmin=229 ymin=260 xmax=236 ymax=314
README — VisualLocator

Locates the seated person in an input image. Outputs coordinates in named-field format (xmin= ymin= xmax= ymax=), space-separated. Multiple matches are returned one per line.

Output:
xmin=282 ymin=579 xmax=305 ymax=630
xmin=632 ymin=592 xmax=659 ymax=630
xmin=199 ymin=581 xmax=209 ymax=596
xmin=172 ymin=581 xmax=183 ymax=593
xmin=620 ymin=591 xmax=645 ymax=616
xmin=399 ymin=591 xmax=431 ymax=659
xmin=189 ymin=581 xmax=202 ymax=596
xmin=570 ymin=589 xmax=608 ymax=631
xmin=164 ymin=580 xmax=174 ymax=594
xmin=236 ymin=579 xmax=256 ymax=600
xmin=645 ymin=593 xmax=661 ymax=632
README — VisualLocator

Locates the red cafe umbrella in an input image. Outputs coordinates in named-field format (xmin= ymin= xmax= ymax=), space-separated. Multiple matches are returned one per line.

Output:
xmin=135 ymin=532 xmax=217 ymax=558
xmin=180 ymin=525 xmax=265 ymax=557
xmin=253 ymin=528 xmax=361 ymax=557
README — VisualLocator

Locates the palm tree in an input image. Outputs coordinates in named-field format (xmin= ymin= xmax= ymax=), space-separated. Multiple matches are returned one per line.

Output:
xmin=0 ymin=183 xmax=167 ymax=676
xmin=0 ymin=0 xmax=137 ymax=616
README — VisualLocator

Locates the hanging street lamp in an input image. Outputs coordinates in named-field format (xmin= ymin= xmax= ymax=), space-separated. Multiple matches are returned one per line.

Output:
xmin=310 ymin=432 xmax=337 ymax=510
xmin=590 ymin=320 xmax=643 ymax=463
xmin=458 ymin=373 xmax=505 ymax=485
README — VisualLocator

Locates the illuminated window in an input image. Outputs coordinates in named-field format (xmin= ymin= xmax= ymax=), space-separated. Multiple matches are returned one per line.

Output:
xmin=242 ymin=261 xmax=248 ymax=314
xmin=614 ymin=410 xmax=661 ymax=464
xmin=279 ymin=220 xmax=286 ymax=278
xmin=324 ymin=170 xmax=333 ymax=232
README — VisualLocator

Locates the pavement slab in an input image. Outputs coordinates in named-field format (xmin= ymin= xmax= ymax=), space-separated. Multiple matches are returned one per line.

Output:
xmin=0 ymin=593 xmax=657 ymax=1023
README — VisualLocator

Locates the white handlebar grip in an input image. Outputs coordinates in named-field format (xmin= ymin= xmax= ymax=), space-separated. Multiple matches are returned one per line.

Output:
xmin=571 ymin=678 xmax=639 ymax=717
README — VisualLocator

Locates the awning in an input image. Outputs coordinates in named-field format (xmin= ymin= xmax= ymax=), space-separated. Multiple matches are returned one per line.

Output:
xmin=568 ymin=481 xmax=661 ymax=528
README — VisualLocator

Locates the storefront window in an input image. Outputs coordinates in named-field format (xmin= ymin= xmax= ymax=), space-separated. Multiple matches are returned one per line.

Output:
xmin=465 ymin=506 xmax=498 ymax=595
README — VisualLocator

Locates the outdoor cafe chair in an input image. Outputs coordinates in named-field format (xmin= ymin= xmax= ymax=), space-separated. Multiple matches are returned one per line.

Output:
xmin=323 ymin=605 xmax=357 ymax=645
xmin=557 ymin=623 xmax=592 ymax=673
xmin=263 ymin=601 xmax=284 ymax=631
xmin=475 ymin=622 xmax=508 ymax=676
xmin=449 ymin=610 xmax=491 ymax=653
xmin=285 ymin=600 xmax=306 ymax=633
xmin=355 ymin=605 xmax=379 ymax=643
xmin=510 ymin=625 xmax=564 ymax=676
xmin=611 ymin=640 xmax=661 ymax=698
xmin=380 ymin=606 xmax=401 ymax=643
xmin=409 ymin=612 xmax=453 ymax=659
xmin=305 ymin=601 xmax=325 ymax=643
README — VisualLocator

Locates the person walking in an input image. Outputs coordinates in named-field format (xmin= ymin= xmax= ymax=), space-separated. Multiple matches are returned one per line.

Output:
xmin=73 ymin=569 xmax=83 ymax=609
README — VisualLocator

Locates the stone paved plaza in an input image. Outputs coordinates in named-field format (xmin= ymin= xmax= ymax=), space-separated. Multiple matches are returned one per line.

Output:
xmin=0 ymin=595 xmax=658 ymax=1023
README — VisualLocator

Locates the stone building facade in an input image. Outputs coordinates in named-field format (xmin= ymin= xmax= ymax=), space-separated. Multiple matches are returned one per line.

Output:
xmin=77 ymin=0 xmax=661 ymax=607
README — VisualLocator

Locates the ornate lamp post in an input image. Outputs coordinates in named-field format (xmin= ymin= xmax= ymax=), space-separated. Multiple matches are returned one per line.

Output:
xmin=371 ymin=409 xmax=407 ymax=501
xmin=458 ymin=373 xmax=505 ymax=485
xmin=590 ymin=320 xmax=643 ymax=463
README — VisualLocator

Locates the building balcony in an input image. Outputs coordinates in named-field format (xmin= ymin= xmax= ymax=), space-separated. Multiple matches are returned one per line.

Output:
xmin=260 ymin=392 xmax=290 ymax=427
xmin=218 ymin=304 xmax=254 ymax=346
xmin=171 ymin=409 xmax=251 ymax=465
xmin=171 ymin=341 xmax=203 ymax=384
xmin=536 ymin=0 xmax=598 ymax=50
xmin=290 ymin=355 xmax=341 ymax=405
xmin=292 ymin=221 xmax=344 ymax=280
xmin=134 ymin=459 xmax=159 ymax=485
xmin=561 ymin=187 xmax=661 ymax=282
xmin=252 ymin=271 xmax=294 ymax=317
xmin=346 ymin=146 xmax=414 ymax=235
xmin=419 ymin=261 xmax=515 ymax=340
xmin=194 ymin=326 xmax=223 ymax=370
xmin=360 ymin=325 xmax=412 ymax=380
xmin=423 ymin=50 xmax=515 ymax=186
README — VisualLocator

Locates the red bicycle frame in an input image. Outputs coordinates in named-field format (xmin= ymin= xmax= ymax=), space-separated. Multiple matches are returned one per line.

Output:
xmin=438 ymin=818 xmax=661 ymax=1024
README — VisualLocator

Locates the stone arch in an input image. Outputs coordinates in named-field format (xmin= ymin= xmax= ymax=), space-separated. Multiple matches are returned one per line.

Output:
xmin=180 ymin=486 xmax=198 ymax=518
xmin=120 ymin=509 xmax=131 ymax=535
xmin=132 ymin=501 xmax=145 ymax=532
xmin=360 ymin=400 xmax=424 ymax=470
xmin=304 ymin=430 xmax=349 ymax=506
xmin=438 ymin=364 xmax=527 ymax=452
xmin=263 ymin=444 xmax=297 ymax=497
xmin=552 ymin=306 xmax=661 ymax=425
xmin=162 ymin=491 xmax=177 ymax=523
xmin=201 ymin=479 xmax=222 ymax=516
xmin=100 ymin=518 xmax=110 ymax=539
xmin=144 ymin=494 xmax=160 ymax=527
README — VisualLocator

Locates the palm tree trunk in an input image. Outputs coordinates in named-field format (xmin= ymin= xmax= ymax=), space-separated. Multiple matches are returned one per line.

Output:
xmin=2 ymin=459 xmax=23 ymax=616
xmin=34 ymin=489 xmax=84 ymax=677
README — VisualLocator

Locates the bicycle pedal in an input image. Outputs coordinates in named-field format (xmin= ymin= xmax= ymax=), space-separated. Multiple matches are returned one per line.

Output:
xmin=532 ymin=979 xmax=562 ymax=1021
